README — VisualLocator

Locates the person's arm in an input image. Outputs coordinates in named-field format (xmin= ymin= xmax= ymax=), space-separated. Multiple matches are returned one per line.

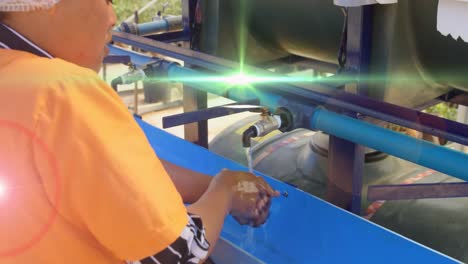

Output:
xmin=160 ymin=161 xmax=281 ymax=249
xmin=133 ymin=170 xmax=279 ymax=264
xmin=134 ymin=173 xmax=234 ymax=264
xmin=160 ymin=159 xmax=212 ymax=204
xmin=186 ymin=172 xmax=234 ymax=257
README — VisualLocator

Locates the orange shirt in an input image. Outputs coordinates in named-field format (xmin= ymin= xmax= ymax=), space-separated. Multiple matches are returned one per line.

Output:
xmin=0 ymin=49 xmax=188 ymax=263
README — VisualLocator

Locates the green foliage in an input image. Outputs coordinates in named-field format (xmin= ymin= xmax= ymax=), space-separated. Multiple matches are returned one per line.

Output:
xmin=113 ymin=0 xmax=181 ymax=24
xmin=424 ymin=102 xmax=458 ymax=121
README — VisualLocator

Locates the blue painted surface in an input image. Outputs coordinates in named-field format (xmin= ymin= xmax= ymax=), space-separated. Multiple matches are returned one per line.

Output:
xmin=135 ymin=118 xmax=458 ymax=264
xmin=310 ymin=107 xmax=468 ymax=181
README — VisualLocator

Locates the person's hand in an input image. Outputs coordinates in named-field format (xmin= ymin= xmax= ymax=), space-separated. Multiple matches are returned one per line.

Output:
xmin=213 ymin=169 xmax=280 ymax=227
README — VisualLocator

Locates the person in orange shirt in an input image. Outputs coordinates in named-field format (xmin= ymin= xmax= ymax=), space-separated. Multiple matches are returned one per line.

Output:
xmin=0 ymin=0 xmax=279 ymax=263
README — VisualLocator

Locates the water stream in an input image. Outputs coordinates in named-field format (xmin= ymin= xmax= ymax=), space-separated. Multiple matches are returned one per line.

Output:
xmin=245 ymin=147 xmax=254 ymax=173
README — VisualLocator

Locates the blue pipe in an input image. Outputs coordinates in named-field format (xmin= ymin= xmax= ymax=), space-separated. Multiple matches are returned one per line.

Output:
xmin=118 ymin=16 xmax=183 ymax=36
xmin=310 ymin=107 xmax=468 ymax=181
xmin=105 ymin=56 xmax=467 ymax=181
xmin=167 ymin=64 xmax=282 ymax=112
xmin=167 ymin=64 xmax=468 ymax=181
xmin=138 ymin=20 xmax=170 ymax=36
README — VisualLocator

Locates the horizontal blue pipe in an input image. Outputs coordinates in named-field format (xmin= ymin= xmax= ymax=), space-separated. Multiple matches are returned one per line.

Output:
xmin=164 ymin=64 xmax=468 ymax=181
xmin=311 ymin=107 xmax=468 ymax=181
xmin=118 ymin=16 xmax=183 ymax=36
xmin=168 ymin=65 xmax=468 ymax=180
xmin=137 ymin=20 xmax=170 ymax=36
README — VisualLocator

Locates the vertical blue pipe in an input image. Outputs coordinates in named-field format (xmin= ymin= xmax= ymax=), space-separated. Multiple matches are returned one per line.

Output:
xmin=310 ymin=107 xmax=468 ymax=181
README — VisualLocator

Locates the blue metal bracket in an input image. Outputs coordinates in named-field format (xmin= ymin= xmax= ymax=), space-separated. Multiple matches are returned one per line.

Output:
xmin=368 ymin=182 xmax=468 ymax=201
xmin=326 ymin=5 xmax=373 ymax=214
xmin=103 ymin=55 xmax=131 ymax=65
xmin=146 ymin=30 xmax=189 ymax=43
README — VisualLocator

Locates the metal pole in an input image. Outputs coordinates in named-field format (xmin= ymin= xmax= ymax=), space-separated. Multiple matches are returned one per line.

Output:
xmin=183 ymin=86 xmax=208 ymax=148
xmin=326 ymin=6 xmax=372 ymax=213
xmin=181 ymin=0 xmax=209 ymax=148
xmin=457 ymin=105 xmax=468 ymax=153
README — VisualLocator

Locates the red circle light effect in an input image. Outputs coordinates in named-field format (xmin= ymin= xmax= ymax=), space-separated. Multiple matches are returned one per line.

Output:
xmin=0 ymin=120 xmax=61 ymax=258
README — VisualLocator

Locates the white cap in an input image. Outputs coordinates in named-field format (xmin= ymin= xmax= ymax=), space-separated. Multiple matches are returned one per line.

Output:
xmin=0 ymin=0 xmax=61 ymax=12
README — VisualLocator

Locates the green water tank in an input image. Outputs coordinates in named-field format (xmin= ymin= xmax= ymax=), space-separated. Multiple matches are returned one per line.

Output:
xmin=199 ymin=0 xmax=468 ymax=107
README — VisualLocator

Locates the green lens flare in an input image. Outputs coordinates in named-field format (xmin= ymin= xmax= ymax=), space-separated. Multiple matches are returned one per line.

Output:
xmin=144 ymin=71 xmax=467 ymax=90
xmin=238 ymin=0 xmax=248 ymax=75
xmin=145 ymin=72 xmax=349 ymax=86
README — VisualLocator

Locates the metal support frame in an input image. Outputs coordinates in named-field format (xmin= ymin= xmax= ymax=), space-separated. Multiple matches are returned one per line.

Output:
xmin=183 ymin=86 xmax=209 ymax=147
xmin=368 ymin=182 xmax=468 ymax=201
xmin=147 ymin=31 xmax=188 ymax=43
xmin=327 ymin=137 xmax=365 ymax=212
xmin=111 ymin=31 xmax=468 ymax=147
xmin=180 ymin=0 xmax=209 ymax=148
xmin=456 ymin=105 xmax=468 ymax=153
xmin=327 ymin=6 xmax=372 ymax=214
xmin=109 ymin=2 xmax=468 ymax=208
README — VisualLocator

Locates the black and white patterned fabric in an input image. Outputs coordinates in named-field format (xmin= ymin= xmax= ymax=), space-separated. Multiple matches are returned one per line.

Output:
xmin=128 ymin=213 xmax=210 ymax=264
